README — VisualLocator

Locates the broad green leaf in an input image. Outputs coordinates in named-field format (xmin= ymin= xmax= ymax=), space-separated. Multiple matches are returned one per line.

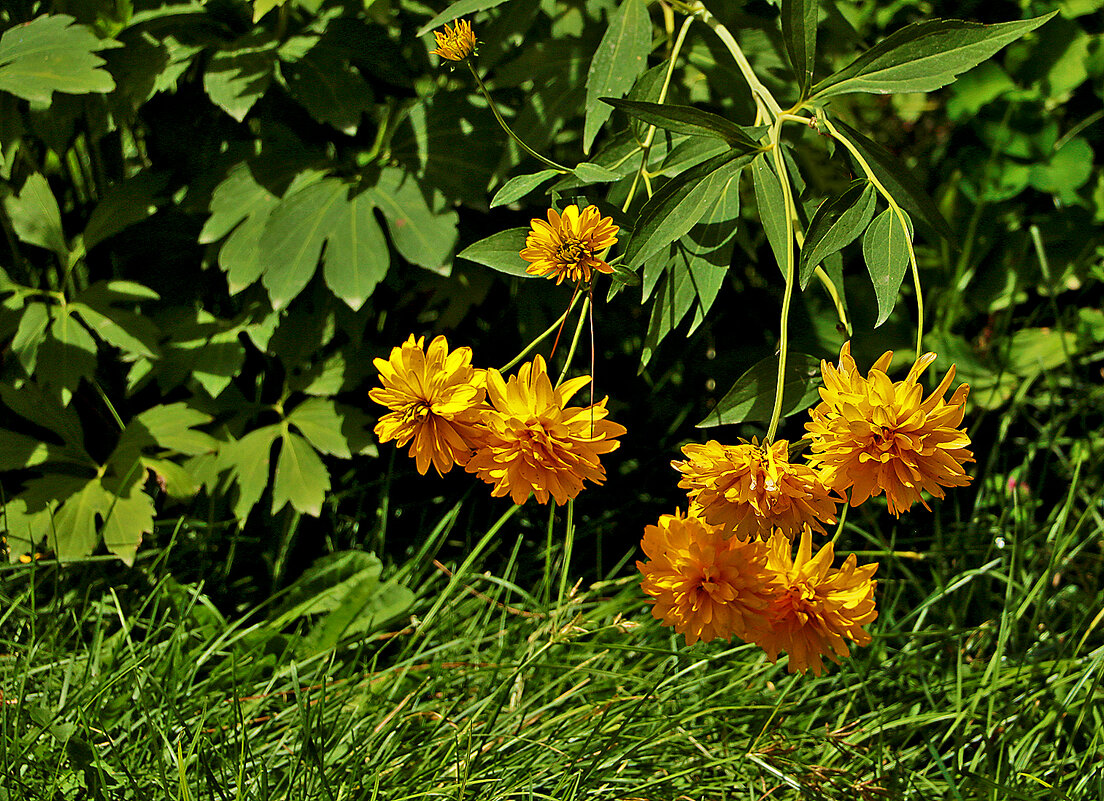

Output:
xmin=282 ymin=43 xmax=373 ymax=135
xmin=751 ymin=155 xmax=789 ymax=279
xmin=220 ymin=425 xmax=280 ymax=523
xmin=203 ymin=36 xmax=277 ymax=122
xmin=799 ymin=181 xmax=877 ymax=288
xmin=573 ymin=162 xmax=622 ymax=183
xmin=201 ymin=163 xmax=281 ymax=293
xmin=812 ymin=13 xmax=1055 ymax=98
xmin=272 ymin=431 xmax=330 ymax=517
xmin=416 ymin=0 xmax=512 ymax=36
xmin=697 ymin=353 xmax=822 ymax=427
xmin=132 ymin=403 xmax=216 ymax=456
xmin=4 ymin=173 xmax=67 ymax=259
xmin=141 ymin=457 xmax=200 ymax=501
xmin=371 ymin=167 xmax=458 ymax=274
xmin=99 ymin=480 xmax=155 ymax=566
xmin=640 ymin=244 xmax=729 ymax=367
xmin=1005 ymin=327 xmax=1077 ymax=377
xmin=602 ymin=98 xmax=762 ymax=151
xmin=287 ymin=398 xmax=352 ymax=458
xmin=830 ymin=118 xmax=955 ymax=243
xmin=456 ymin=228 xmax=534 ymax=278
xmin=35 ymin=309 xmax=97 ymax=405
xmin=863 ymin=208 xmax=913 ymax=327
xmin=0 ymin=15 xmax=121 ymax=105
xmin=322 ymin=190 xmax=389 ymax=312
xmin=626 ymin=150 xmax=754 ymax=269
xmin=0 ymin=382 xmax=87 ymax=457
xmin=490 ymin=170 xmax=559 ymax=208
xmin=1028 ymin=137 xmax=1094 ymax=199
xmin=12 ymin=301 xmax=50 ymax=375
xmin=126 ymin=309 xmax=245 ymax=399
xmin=70 ymin=303 xmax=160 ymax=360
xmin=0 ymin=429 xmax=73 ymax=470
xmin=781 ymin=0 xmax=818 ymax=94
xmin=583 ymin=0 xmax=652 ymax=153
xmin=1 ymin=496 xmax=54 ymax=563
xmin=259 ymin=178 xmax=346 ymax=310
xmin=50 ymin=477 xmax=110 ymax=562
xmin=82 ymin=172 xmax=169 ymax=251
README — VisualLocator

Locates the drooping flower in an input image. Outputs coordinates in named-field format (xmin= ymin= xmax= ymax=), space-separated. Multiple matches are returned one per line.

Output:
xmin=637 ymin=511 xmax=774 ymax=646
xmin=430 ymin=19 xmax=477 ymax=61
xmin=804 ymin=342 xmax=973 ymax=516
xmin=519 ymin=204 xmax=619 ymax=285
xmin=369 ymin=335 xmax=487 ymax=476
xmin=749 ymin=527 xmax=878 ymax=676
xmin=465 ymin=355 xmax=625 ymax=505
xmin=673 ymin=439 xmax=839 ymax=540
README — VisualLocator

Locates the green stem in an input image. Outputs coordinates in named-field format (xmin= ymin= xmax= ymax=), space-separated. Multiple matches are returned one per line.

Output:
xmin=689 ymin=2 xmax=783 ymax=120
xmin=557 ymin=499 xmax=575 ymax=609
xmin=818 ymin=114 xmax=924 ymax=359
xmin=498 ymin=290 xmax=583 ymax=373
xmin=467 ymin=62 xmax=571 ymax=174
xmin=556 ymin=293 xmax=591 ymax=386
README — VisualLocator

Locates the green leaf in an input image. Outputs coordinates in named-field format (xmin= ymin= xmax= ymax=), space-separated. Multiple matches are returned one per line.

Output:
xmin=272 ymin=431 xmax=330 ymax=517
xmin=640 ymin=244 xmax=729 ymax=367
xmin=781 ymin=0 xmax=818 ymax=94
xmin=0 ymin=15 xmax=121 ymax=105
xmin=751 ymin=155 xmax=788 ymax=279
xmin=830 ymin=117 xmax=955 ymax=243
xmin=322 ymin=189 xmax=389 ymax=312
xmin=4 ymin=173 xmax=67 ymax=259
xmin=132 ymin=403 xmax=216 ymax=456
xmin=0 ymin=382 xmax=87 ymax=457
xmin=203 ymin=35 xmax=276 ymax=122
xmin=583 ymin=0 xmax=652 ymax=153
xmin=280 ymin=551 xmax=382 ymax=617
xmin=1005 ymin=327 xmax=1077 ymax=377
xmin=799 ymin=181 xmax=877 ymax=288
xmin=863 ymin=208 xmax=913 ymax=327
xmin=11 ymin=301 xmax=50 ymax=375
xmin=301 ymin=578 xmax=413 ymax=654
xmin=287 ymin=398 xmax=352 ymax=458
xmin=490 ymin=170 xmax=559 ymax=208
xmin=35 ymin=308 xmax=97 ymax=405
xmin=812 ymin=13 xmax=1056 ymax=98
xmin=82 ymin=171 xmax=169 ymax=251
xmin=573 ymin=162 xmax=622 ymax=183
xmin=602 ymin=98 xmax=762 ymax=151
xmin=371 ymin=167 xmax=458 ymax=275
xmin=282 ymin=42 xmax=373 ymax=135
xmin=0 ymin=429 xmax=74 ymax=470
xmin=126 ymin=309 xmax=245 ymax=399
xmin=99 ymin=480 xmax=155 ymax=566
xmin=626 ymin=150 xmax=754 ymax=269
xmin=1 ymin=496 xmax=54 ymax=562
xmin=697 ymin=353 xmax=823 ymax=427
xmin=70 ymin=302 xmax=160 ymax=360
xmin=416 ymin=0 xmax=512 ymax=36
xmin=219 ymin=425 xmax=280 ymax=523
xmin=1028 ymin=137 xmax=1094 ymax=200
xmin=200 ymin=163 xmax=281 ymax=294
xmin=49 ymin=477 xmax=110 ymax=562
xmin=456 ymin=228 xmax=533 ymax=278
xmin=141 ymin=457 xmax=200 ymax=501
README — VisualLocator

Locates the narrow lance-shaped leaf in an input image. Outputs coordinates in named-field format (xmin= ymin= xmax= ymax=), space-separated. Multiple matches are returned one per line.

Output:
xmin=781 ymin=0 xmax=818 ymax=94
xmin=812 ymin=13 xmax=1056 ymax=99
xmin=416 ymin=0 xmax=511 ymax=36
xmin=799 ymin=181 xmax=877 ymax=288
xmin=863 ymin=208 xmax=913 ymax=327
xmin=602 ymin=98 xmax=763 ymax=151
xmin=751 ymin=155 xmax=789 ymax=279
xmin=490 ymin=170 xmax=559 ymax=208
xmin=583 ymin=0 xmax=652 ymax=153
xmin=697 ymin=353 xmax=823 ymax=427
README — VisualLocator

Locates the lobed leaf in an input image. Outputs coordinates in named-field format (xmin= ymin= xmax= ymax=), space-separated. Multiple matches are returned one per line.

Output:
xmin=0 ymin=15 xmax=121 ymax=105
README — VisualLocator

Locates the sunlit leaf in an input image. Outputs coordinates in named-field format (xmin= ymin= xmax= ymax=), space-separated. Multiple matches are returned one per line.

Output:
xmin=602 ymin=98 xmax=762 ymax=150
xmin=287 ymin=398 xmax=352 ymax=458
xmin=751 ymin=155 xmax=789 ymax=279
xmin=490 ymin=170 xmax=559 ymax=208
xmin=457 ymin=228 xmax=534 ymax=278
xmin=272 ymin=431 xmax=330 ymax=517
xmin=583 ymin=0 xmax=652 ymax=153
xmin=799 ymin=181 xmax=877 ymax=288
xmin=4 ymin=173 xmax=67 ymax=259
xmin=697 ymin=353 xmax=822 ymax=427
xmin=863 ymin=208 xmax=913 ymax=327
xmin=0 ymin=14 xmax=121 ymax=105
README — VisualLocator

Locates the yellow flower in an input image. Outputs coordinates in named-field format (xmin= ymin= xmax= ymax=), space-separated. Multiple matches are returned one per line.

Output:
xmin=519 ymin=205 xmax=619 ymax=285
xmin=673 ymin=439 xmax=839 ymax=540
xmin=465 ymin=355 xmax=625 ymax=505
xmin=750 ymin=527 xmax=878 ymax=676
xmin=430 ymin=19 xmax=477 ymax=61
xmin=369 ymin=335 xmax=487 ymax=476
xmin=637 ymin=511 xmax=774 ymax=646
xmin=805 ymin=342 xmax=973 ymax=516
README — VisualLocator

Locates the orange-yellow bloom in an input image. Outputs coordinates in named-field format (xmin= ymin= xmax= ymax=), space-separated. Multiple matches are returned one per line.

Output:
xmin=430 ymin=19 xmax=476 ymax=61
xmin=519 ymin=204 xmax=619 ymax=285
xmin=637 ymin=511 xmax=773 ymax=646
xmin=805 ymin=342 xmax=973 ymax=516
xmin=673 ymin=439 xmax=839 ymax=539
xmin=465 ymin=355 xmax=625 ymax=505
xmin=750 ymin=527 xmax=878 ymax=676
xmin=369 ymin=335 xmax=486 ymax=476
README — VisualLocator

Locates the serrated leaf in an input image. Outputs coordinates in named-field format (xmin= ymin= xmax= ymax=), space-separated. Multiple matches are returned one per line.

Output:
xmin=11 ymin=301 xmax=50 ymax=375
xmin=799 ymin=181 xmax=877 ymax=288
xmin=583 ymin=0 xmax=652 ymax=153
xmin=812 ymin=13 xmax=1055 ymax=98
xmin=863 ymin=208 xmax=913 ymax=327
xmin=416 ymin=0 xmax=512 ymax=37
xmin=0 ymin=429 xmax=74 ymax=470
xmin=751 ymin=155 xmax=789 ymax=279
xmin=830 ymin=117 xmax=955 ymax=243
xmin=99 ymin=480 xmax=155 ymax=566
xmin=782 ymin=0 xmax=818 ymax=94
xmin=287 ymin=398 xmax=351 ymax=458
xmin=1 ymin=496 xmax=54 ymax=563
xmin=282 ymin=44 xmax=372 ymax=135
xmin=201 ymin=164 xmax=281 ymax=293
xmin=697 ymin=353 xmax=822 ymax=427
xmin=35 ymin=309 xmax=97 ymax=405
xmin=371 ymin=167 xmax=458 ymax=274
xmin=49 ymin=477 xmax=110 ymax=562
xmin=0 ymin=382 xmax=87 ymax=456
xmin=272 ymin=431 xmax=330 ymax=517
xmin=602 ymin=98 xmax=761 ymax=151
xmin=4 ymin=173 xmax=67 ymax=259
xmin=83 ymin=171 xmax=169 ymax=251
xmin=203 ymin=36 xmax=276 ymax=122
xmin=133 ymin=403 xmax=216 ymax=455
xmin=626 ymin=150 xmax=754 ymax=269
xmin=220 ymin=425 xmax=280 ymax=523
xmin=0 ymin=15 xmax=121 ymax=105
xmin=456 ymin=228 xmax=533 ymax=278
xmin=490 ymin=170 xmax=559 ymax=208
xmin=322 ymin=190 xmax=389 ymax=311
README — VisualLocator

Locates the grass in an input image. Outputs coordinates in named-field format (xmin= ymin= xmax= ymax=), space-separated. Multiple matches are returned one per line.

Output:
xmin=2 ymin=369 xmax=1102 ymax=801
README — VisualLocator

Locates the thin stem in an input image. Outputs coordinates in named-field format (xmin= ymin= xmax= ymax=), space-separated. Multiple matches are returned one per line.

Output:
xmin=467 ymin=62 xmax=571 ymax=174
xmin=690 ymin=2 xmax=783 ymax=120
xmin=818 ymin=114 xmax=924 ymax=358
xmin=557 ymin=499 xmax=575 ymax=609
xmin=764 ymin=123 xmax=797 ymax=445
xmin=542 ymin=503 xmax=556 ymax=607
xmin=556 ymin=293 xmax=591 ymax=386
xmin=498 ymin=290 xmax=584 ymax=373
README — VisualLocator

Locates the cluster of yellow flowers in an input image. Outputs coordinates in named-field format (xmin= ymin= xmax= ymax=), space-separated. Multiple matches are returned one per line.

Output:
xmin=370 ymin=335 xmax=626 ymax=506
xmin=638 ymin=342 xmax=974 ymax=675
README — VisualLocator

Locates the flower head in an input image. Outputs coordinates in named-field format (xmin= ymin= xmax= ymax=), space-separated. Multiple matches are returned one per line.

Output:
xmin=465 ymin=355 xmax=625 ymax=505
xmin=520 ymin=204 xmax=619 ymax=285
xmin=637 ymin=511 xmax=774 ymax=646
xmin=805 ymin=342 xmax=973 ymax=516
xmin=369 ymin=335 xmax=487 ymax=476
xmin=673 ymin=439 xmax=839 ymax=540
xmin=430 ymin=19 xmax=477 ymax=61
xmin=750 ymin=527 xmax=878 ymax=676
